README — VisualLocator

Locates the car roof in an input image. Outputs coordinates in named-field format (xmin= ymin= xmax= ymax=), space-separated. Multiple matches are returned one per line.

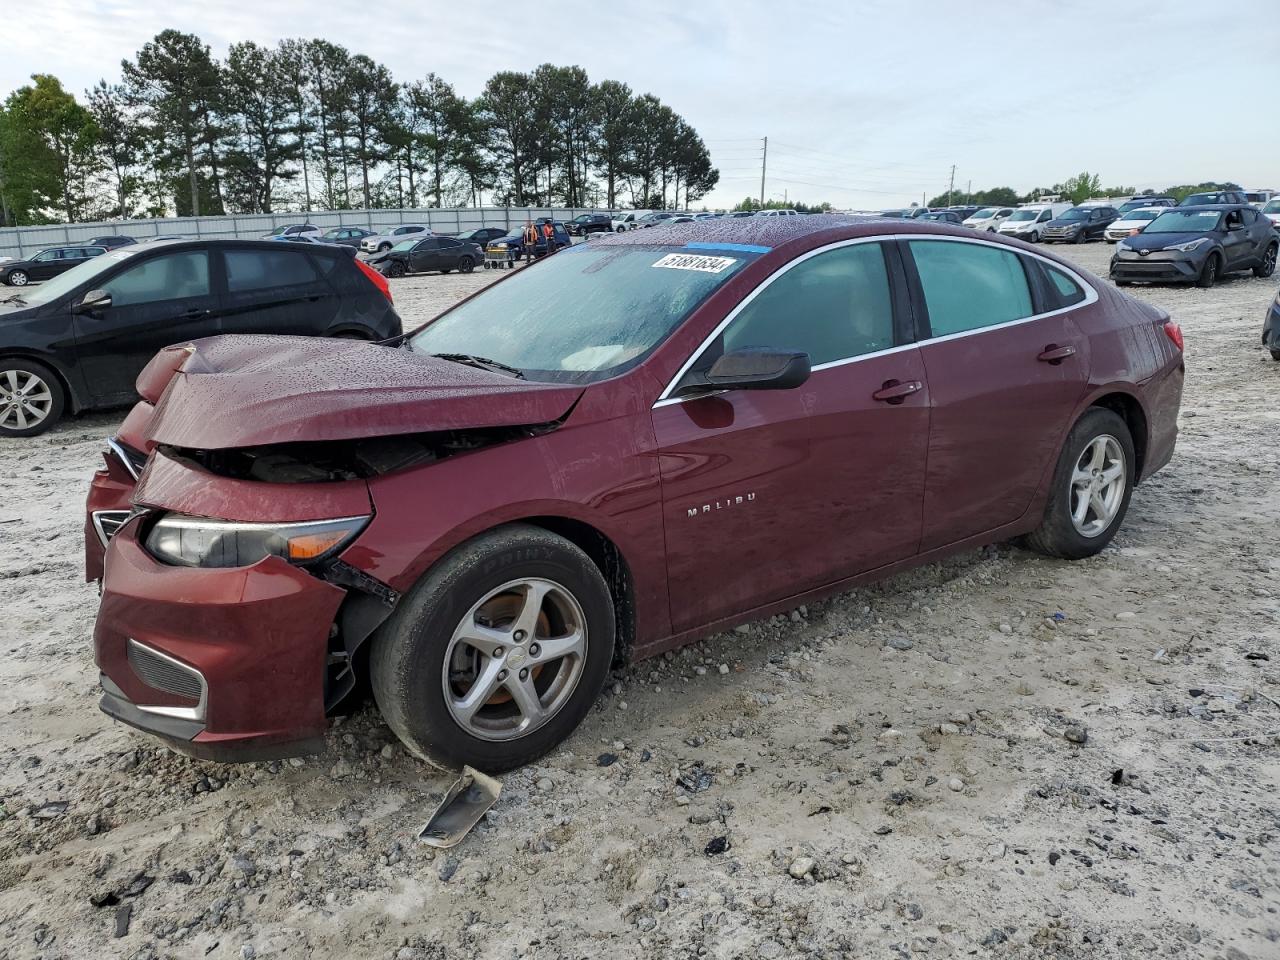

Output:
xmin=1169 ymin=203 xmax=1242 ymax=210
xmin=121 ymin=237 xmax=350 ymax=253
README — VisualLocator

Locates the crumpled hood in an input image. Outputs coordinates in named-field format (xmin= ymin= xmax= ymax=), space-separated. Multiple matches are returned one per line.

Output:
xmin=141 ymin=335 xmax=584 ymax=450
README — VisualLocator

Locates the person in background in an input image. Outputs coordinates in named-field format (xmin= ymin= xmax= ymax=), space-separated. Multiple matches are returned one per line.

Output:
xmin=542 ymin=219 xmax=557 ymax=255
xmin=523 ymin=220 xmax=539 ymax=263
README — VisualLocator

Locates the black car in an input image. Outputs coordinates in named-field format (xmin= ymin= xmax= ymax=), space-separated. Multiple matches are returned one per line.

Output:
xmin=319 ymin=226 xmax=376 ymax=248
xmin=0 ymin=239 xmax=400 ymax=436
xmin=1263 ymin=287 xmax=1280 ymax=361
xmin=918 ymin=210 xmax=965 ymax=224
xmin=944 ymin=206 xmax=983 ymax=220
xmin=1179 ymin=190 xmax=1248 ymax=206
xmin=378 ymin=236 xmax=484 ymax=278
xmin=1041 ymin=206 xmax=1119 ymax=243
xmin=2 ymin=246 xmax=108 ymax=286
xmin=454 ymin=227 xmax=509 ymax=247
xmin=1116 ymin=197 xmax=1175 ymax=214
xmin=1110 ymin=204 xmax=1278 ymax=288
xmin=89 ymin=235 xmax=137 ymax=249
xmin=565 ymin=213 xmax=614 ymax=236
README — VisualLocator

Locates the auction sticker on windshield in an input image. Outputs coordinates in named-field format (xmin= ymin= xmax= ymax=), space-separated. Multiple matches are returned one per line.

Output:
xmin=652 ymin=253 xmax=738 ymax=274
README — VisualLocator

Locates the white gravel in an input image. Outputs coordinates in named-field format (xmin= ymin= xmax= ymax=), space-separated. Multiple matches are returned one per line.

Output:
xmin=1 ymin=243 xmax=1278 ymax=959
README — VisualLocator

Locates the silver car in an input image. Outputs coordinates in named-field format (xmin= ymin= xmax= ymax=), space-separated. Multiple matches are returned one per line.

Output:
xmin=360 ymin=224 xmax=433 ymax=254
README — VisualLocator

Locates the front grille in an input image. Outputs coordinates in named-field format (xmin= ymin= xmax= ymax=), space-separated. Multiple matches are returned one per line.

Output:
xmin=93 ymin=510 xmax=131 ymax=546
xmin=127 ymin=639 xmax=204 ymax=703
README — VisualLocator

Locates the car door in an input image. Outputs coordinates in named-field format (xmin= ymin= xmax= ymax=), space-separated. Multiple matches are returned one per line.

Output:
xmin=1241 ymin=208 xmax=1270 ymax=265
xmin=1221 ymin=209 xmax=1253 ymax=269
xmin=654 ymin=240 xmax=930 ymax=631
xmin=26 ymin=250 xmax=63 ymax=281
xmin=71 ymin=249 xmax=220 ymax=405
xmin=408 ymin=238 xmax=442 ymax=272
xmin=220 ymin=245 xmax=338 ymax=336
xmin=903 ymin=238 xmax=1091 ymax=552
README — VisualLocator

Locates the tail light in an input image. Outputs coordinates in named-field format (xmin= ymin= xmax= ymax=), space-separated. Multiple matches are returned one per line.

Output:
xmin=1162 ymin=320 xmax=1184 ymax=352
xmin=355 ymin=258 xmax=393 ymax=304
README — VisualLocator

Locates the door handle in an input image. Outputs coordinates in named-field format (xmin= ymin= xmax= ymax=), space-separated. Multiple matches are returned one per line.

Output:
xmin=872 ymin=379 xmax=923 ymax=404
xmin=176 ymin=308 xmax=210 ymax=320
xmin=1037 ymin=344 xmax=1077 ymax=364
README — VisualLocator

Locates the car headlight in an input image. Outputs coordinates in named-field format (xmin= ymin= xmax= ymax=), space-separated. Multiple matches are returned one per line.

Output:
xmin=144 ymin=514 xmax=370 ymax=568
xmin=1169 ymin=238 xmax=1209 ymax=253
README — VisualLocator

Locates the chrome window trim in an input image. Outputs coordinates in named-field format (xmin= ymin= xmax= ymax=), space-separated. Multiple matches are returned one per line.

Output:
xmin=653 ymin=232 xmax=1098 ymax=408
xmin=105 ymin=437 xmax=141 ymax=480
xmin=127 ymin=637 xmax=208 ymax=722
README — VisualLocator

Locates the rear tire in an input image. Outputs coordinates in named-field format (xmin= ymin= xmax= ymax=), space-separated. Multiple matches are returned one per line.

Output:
xmin=1254 ymin=243 xmax=1277 ymax=278
xmin=0 ymin=359 xmax=65 ymax=437
xmin=1196 ymin=253 xmax=1220 ymax=289
xmin=370 ymin=524 xmax=616 ymax=772
xmin=459 ymin=257 xmax=474 ymax=274
xmin=1023 ymin=408 xmax=1135 ymax=561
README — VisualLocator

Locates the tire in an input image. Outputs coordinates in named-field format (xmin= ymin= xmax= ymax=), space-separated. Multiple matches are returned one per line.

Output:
xmin=370 ymin=523 xmax=616 ymax=772
xmin=1271 ymin=349 xmax=1280 ymax=361
xmin=1074 ymin=230 xmax=1087 ymax=244
xmin=1024 ymin=407 xmax=1135 ymax=561
xmin=386 ymin=261 xmax=406 ymax=279
xmin=1196 ymin=253 xmax=1220 ymax=289
xmin=441 ymin=268 xmax=452 ymax=275
xmin=458 ymin=257 xmax=474 ymax=274
xmin=378 ymin=243 xmax=392 ymax=253
xmin=615 ymin=226 xmax=625 ymax=233
xmin=0 ymin=359 xmax=65 ymax=437
xmin=6 ymin=270 xmax=29 ymax=286
xmin=1254 ymin=243 xmax=1277 ymax=278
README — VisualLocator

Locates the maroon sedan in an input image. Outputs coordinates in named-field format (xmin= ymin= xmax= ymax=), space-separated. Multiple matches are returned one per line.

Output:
xmin=86 ymin=216 xmax=1184 ymax=771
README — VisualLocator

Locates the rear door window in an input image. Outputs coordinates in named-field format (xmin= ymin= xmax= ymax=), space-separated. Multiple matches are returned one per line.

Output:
xmin=225 ymin=249 xmax=321 ymax=292
xmin=907 ymin=240 xmax=1033 ymax=337
xmin=103 ymin=252 xmax=211 ymax=306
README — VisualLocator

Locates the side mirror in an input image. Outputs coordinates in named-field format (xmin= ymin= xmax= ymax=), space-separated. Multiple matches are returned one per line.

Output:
xmin=687 ymin=347 xmax=811 ymax=394
xmin=73 ymin=289 xmax=112 ymax=315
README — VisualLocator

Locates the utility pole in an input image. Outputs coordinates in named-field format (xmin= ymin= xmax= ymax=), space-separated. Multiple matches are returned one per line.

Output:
xmin=946 ymin=164 xmax=956 ymax=207
xmin=966 ymin=179 xmax=971 ymax=203
xmin=760 ymin=136 xmax=768 ymax=207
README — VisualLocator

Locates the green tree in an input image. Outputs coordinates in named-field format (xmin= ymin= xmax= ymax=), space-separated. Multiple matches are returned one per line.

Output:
xmin=590 ymin=79 xmax=634 ymax=209
xmin=478 ymin=71 xmax=539 ymax=205
xmin=222 ymin=42 xmax=301 ymax=213
xmin=86 ymin=80 xmax=141 ymax=218
xmin=0 ymin=75 xmax=99 ymax=222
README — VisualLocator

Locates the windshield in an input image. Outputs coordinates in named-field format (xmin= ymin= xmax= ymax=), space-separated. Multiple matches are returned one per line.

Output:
xmin=409 ymin=244 xmax=760 ymax=383
xmin=1058 ymin=209 xmax=1089 ymax=221
xmin=1123 ymin=209 xmax=1162 ymax=222
xmin=266 ymin=226 xmax=291 ymax=236
xmin=1263 ymin=199 xmax=1280 ymax=214
xmin=392 ymin=238 xmax=419 ymax=252
xmin=970 ymin=208 xmax=997 ymax=219
xmin=322 ymin=229 xmax=345 ymax=238
xmin=1006 ymin=209 xmax=1039 ymax=222
xmin=1145 ymin=210 xmax=1222 ymax=233
xmin=11 ymin=247 xmax=140 ymax=307
xmin=1181 ymin=193 xmax=1224 ymax=206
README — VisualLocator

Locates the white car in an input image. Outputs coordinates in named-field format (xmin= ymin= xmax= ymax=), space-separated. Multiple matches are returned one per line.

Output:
xmin=262 ymin=223 xmax=321 ymax=241
xmin=610 ymin=211 xmax=650 ymax=232
xmin=359 ymin=224 xmax=433 ymax=254
xmin=996 ymin=203 xmax=1072 ymax=242
xmin=755 ymin=209 xmax=799 ymax=217
xmin=1103 ymin=206 xmax=1167 ymax=243
xmin=962 ymin=206 xmax=1014 ymax=232
xmin=1260 ymin=198 xmax=1280 ymax=227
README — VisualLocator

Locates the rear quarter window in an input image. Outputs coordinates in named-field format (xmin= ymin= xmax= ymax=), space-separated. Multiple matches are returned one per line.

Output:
xmin=226 ymin=249 xmax=321 ymax=292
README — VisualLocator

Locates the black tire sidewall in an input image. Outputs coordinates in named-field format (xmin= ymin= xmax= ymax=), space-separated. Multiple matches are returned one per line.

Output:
xmin=1028 ymin=408 xmax=1135 ymax=560
xmin=371 ymin=524 xmax=616 ymax=772
xmin=0 ymin=358 xmax=65 ymax=437
xmin=1197 ymin=253 xmax=1219 ymax=288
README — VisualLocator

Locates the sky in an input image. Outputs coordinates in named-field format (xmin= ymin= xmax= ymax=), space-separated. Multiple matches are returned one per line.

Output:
xmin=5 ymin=0 xmax=1279 ymax=211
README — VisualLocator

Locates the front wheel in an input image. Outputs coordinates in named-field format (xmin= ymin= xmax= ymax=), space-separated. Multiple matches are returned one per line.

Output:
xmin=1023 ymin=407 xmax=1135 ymax=560
xmin=6 ymin=270 xmax=29 ymax=286
xmin=1254 ymin=243 xmax=1277 ymax=278
xmin=385 ymin=261 xmax=406 ymax=279
xmin=1196 ymin=253 xmax=1220 ymax=289
xmin=370 ymin=524 xmax=616 ymax=772
xmin=1271 ymin=348 xmax=1280 ymax=361
xmin=0 ymin=359 xmax=65 ymax=437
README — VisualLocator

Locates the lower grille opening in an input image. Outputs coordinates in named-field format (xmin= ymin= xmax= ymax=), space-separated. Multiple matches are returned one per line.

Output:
xmin=93 ymin=510 xmax=131 ymax=547
xmin=127 ymin=639 xmax=203 ymax=703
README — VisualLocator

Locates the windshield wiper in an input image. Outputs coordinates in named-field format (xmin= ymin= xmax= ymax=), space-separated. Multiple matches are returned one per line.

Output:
xmin=432 ymin=353 xmax=525 ymax=379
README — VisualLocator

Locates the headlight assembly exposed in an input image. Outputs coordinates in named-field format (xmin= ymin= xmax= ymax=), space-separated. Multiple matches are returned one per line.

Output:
xmin=1169 ymin=238 xmax=1209 ymax=253
xmin=144 ymin=514 xmax=370 ymax=568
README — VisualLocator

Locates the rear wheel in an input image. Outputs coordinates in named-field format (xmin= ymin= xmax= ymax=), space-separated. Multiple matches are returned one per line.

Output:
xmin=458 ymin=257 xmax=475 ymax=274
xmin=0 ymin=359 xmax=65 ymax=437
xmin=370 ymin=524 xmax=615 ymax=771
xmin=1254 ymin=243 xmax=1277 ymax=278
xmin=1023 ymin=407 xmax=1134 ymax=560
xmin=1196 ymin=253 xmax=1220 ymax=288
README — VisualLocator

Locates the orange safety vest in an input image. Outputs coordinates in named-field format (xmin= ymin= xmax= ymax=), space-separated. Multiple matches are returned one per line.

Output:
xmin=542 ymin=223 xmax=554 ymax=239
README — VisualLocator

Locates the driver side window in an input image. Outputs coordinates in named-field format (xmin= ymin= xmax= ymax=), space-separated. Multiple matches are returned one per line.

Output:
xmin=683 ymin=242 xmax=895 ymax=385
xmin=102 ymin=252 xmax=210 ymax=307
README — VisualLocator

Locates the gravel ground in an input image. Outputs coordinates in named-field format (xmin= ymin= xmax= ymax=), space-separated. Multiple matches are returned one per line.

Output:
xmin=1 ymin=243 xmax=1278 ymax=960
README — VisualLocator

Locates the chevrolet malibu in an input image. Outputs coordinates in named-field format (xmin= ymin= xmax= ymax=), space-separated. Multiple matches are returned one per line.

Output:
xmin=87 ymin=216 xmax=1185 ymax=772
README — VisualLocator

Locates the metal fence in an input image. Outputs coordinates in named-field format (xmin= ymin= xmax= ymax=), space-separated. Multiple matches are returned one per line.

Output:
xmin=0 ymin=207 xmax=615 ymax=260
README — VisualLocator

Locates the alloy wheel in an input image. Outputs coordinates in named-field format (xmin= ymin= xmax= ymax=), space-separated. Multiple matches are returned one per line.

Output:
xmin=1069 ymin=435 xmax=1126 ymax=538
xmin=442 ymin=577 xmax=588 ymax=741
xmin=1261 ymin=245 xmax=1277 ymax=278
xmin=0 ymin=368 xmax=54 ymax=431
xmin=8 ymin=271 xmax=28 ymax=286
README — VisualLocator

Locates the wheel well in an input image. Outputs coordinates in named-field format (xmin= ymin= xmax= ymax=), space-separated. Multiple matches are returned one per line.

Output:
xmin=523 ymin=516 xmax=636 ymax=667
xmin=0 ymin=352 xmax=80 ymax=413
xmin=1090 ymin=393 xmax=1147 ymax=480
